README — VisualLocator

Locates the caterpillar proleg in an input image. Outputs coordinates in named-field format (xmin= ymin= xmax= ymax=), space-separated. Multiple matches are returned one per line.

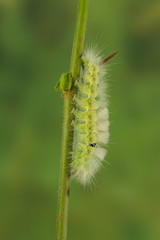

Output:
xmin=71 ymin=48 xmax=118 ymax=185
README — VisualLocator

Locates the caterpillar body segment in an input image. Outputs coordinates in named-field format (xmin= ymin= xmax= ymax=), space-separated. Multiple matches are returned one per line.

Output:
xmin=71 ymin=49 xmax=110 ymax=185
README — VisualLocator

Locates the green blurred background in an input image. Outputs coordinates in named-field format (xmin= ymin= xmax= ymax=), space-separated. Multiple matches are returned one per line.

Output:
xmin=0 ymin=0 xmax=160 ymax=239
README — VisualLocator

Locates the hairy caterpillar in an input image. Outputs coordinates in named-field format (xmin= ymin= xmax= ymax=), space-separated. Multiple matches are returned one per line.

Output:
xmin=71 ymin=48 xmax=118 ymax=185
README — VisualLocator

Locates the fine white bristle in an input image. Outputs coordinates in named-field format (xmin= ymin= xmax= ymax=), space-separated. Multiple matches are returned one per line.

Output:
xmin=98 ymin=108 xmax=109 ymax=120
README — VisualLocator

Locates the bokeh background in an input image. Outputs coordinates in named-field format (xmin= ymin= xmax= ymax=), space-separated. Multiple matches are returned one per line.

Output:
xmin=0 ymin=0 xmax=160 ymax=239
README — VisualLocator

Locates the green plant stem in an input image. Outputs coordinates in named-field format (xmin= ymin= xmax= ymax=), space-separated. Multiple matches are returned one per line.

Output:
xmin=56 ymin=1 xmax=89 ymax=240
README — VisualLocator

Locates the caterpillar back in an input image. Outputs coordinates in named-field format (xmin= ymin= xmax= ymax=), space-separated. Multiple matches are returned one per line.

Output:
xmin=71 ymin=48 xmax=113 ymax=185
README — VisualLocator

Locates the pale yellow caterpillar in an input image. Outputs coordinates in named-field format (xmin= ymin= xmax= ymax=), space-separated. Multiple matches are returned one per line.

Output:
xmin=71 ymin=48 xmax=118 ymax=185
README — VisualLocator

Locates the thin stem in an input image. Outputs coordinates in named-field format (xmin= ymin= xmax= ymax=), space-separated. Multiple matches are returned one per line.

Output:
xmin=56 ymin=1 xmax=89 ymax=240
xmin=70 ymin=0 xmax=89 ymax=81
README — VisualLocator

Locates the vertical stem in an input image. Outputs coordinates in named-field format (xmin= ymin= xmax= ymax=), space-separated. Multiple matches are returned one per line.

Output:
xmin=56 ymin=1 xmax=89 ymax=240
xmin=70 ymin=0 xmax=89 ymax=81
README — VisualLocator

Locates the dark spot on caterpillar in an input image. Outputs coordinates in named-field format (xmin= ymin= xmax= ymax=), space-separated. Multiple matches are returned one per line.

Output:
xmin=89 ymin=143 xmax=96 ymax=147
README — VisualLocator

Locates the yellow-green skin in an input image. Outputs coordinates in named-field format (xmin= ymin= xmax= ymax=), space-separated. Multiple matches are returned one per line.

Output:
xmin=74 ymin=56 xmax=98 ymax=161
xmin=72 ymin=50 xmax=109 ymax=185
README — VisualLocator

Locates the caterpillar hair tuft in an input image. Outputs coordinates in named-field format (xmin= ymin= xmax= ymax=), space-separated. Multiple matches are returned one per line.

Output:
xmin=71 ymin=48 xmax=117 ymax=185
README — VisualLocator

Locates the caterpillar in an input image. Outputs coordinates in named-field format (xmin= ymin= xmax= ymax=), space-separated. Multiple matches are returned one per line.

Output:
xmin=71 ymin=48 xmax=118 ymax=185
